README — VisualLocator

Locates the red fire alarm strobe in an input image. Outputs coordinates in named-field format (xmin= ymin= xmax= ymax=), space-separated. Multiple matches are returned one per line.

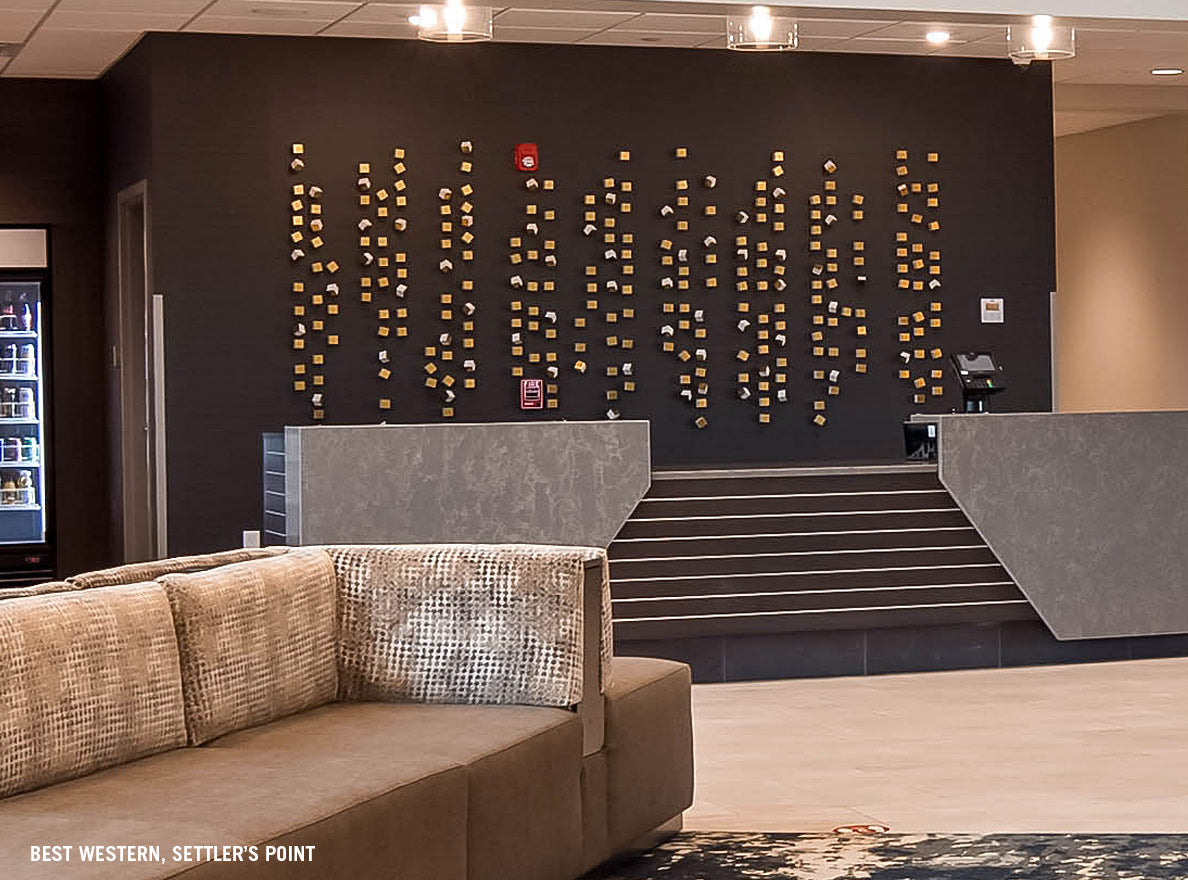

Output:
xmin=514 ymin=143 xmax=539 ymax=172
xmin=520 ymin=378 xmax=544 ymax=409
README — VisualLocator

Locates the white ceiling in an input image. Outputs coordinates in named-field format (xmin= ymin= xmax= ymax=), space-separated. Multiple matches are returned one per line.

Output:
xmin=0 ymin=1 xmax=1185 ymax=134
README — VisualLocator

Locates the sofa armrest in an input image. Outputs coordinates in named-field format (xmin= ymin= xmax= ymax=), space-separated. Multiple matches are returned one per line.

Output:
xmin=578 ymin=557 xmax=608 ymax=756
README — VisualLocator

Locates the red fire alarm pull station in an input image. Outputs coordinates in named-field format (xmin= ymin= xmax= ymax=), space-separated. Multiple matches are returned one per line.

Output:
xmin=514 ymin=143 xmax=538 ymax=172
xmin=520 ymin=378 xmax=544 ymax=409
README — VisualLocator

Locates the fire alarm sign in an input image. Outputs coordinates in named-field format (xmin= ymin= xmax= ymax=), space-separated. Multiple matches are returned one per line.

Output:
xmin=520 ymin=378 xmax=543 ymax=409
xmin=514 ymin=143 xmax=539 ymax=172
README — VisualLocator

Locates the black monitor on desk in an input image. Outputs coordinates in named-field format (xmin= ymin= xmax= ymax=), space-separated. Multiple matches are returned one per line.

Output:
xmin=951 ymin=351 xmax=1006 ymax=413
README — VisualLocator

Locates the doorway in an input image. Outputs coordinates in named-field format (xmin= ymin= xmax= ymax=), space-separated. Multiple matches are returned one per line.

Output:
xmin=116 ymin=182 xmax=166 ymax=561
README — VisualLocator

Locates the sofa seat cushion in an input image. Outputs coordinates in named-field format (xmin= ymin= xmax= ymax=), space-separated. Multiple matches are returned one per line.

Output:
xmin=159 ymin=548 xmax=338 ymax=745
xmin=209 ymin=701 xmax=586 ymax=880
xmin=0 ymin=582 xmax=187 ymax=799
xmin=67 ymin=547 xmax=289 ymax=590
xmin=603 ymin=657 xmax=694 ymax=851
xmin=0 ymin=711 xmax=468 ymax=880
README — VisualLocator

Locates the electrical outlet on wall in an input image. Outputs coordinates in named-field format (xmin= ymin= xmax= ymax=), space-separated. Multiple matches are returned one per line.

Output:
xmin=242 ymin=529 xmax=261 ymax=548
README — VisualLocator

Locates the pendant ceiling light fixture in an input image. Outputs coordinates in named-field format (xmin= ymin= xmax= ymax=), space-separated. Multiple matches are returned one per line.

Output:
xmin=409 ymin=0 xmax=493 ymax=43
xmin=727 ymin=5 xmax=798 ymax=52
xmin=1008 ymin=14 xmax=1075 ymax=63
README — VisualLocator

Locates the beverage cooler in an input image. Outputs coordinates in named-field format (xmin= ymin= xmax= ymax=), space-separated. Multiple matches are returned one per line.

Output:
xmin=0 ymin=228 xmax=53 ymax=587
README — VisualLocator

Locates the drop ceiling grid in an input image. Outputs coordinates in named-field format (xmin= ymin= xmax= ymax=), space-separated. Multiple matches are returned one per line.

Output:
xmin=0 ymin=0 xmax=1182 ymax=108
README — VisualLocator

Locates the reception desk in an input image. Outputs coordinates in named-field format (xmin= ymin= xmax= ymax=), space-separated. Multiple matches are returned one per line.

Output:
xmin=934 ymin=411 xmax=1188 ymax=640
xmin=269 ymin=420 xmax=650 ymax=548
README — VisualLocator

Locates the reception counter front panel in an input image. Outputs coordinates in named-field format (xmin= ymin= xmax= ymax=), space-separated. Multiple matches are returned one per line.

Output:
xmin=938 ymin=411 xmax=1188 ymax=639
xmin=282 ymin=420 xmax=650 ymax=548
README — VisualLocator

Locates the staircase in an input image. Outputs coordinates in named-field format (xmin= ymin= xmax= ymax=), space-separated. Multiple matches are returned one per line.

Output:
xmin=609 ymin=464 xmax=1037 ymax=643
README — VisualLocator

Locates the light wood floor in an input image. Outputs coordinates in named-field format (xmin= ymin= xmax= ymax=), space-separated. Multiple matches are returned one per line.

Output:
xmin=686 ymin=657 xmax=1188 ymax=834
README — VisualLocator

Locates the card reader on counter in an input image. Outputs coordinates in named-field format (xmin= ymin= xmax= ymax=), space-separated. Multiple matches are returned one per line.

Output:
xmin=951 ymin=351 xmax=1006 ymax=413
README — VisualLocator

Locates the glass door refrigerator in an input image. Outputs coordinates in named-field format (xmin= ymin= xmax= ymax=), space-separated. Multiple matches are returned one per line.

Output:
xmin=0 ymin=266 xmax=53 ymax=587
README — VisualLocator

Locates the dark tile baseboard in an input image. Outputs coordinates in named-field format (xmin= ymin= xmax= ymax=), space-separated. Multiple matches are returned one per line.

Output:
xmin=616 ymin=622 xmax=1188 ymax=684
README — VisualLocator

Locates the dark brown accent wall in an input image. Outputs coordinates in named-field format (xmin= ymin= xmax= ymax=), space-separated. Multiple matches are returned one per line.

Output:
xmin=0 ymin=79 xmax=111 ymax=576
xmin=107 ymin=33 xmax=1055 ymax=555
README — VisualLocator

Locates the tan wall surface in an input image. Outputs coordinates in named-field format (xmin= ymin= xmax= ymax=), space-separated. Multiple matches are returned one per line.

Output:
xmin=1054 ymin=114 xmax=1188 ymax=412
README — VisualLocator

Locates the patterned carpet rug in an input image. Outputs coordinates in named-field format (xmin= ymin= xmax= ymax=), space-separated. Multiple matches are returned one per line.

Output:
xmin=591 ymin=831 xmax=1188 ymax=879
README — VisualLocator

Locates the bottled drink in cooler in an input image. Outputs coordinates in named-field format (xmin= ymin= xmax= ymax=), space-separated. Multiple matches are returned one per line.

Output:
xmin=21 ymin=437 xmax=37 ymax=463
xmin=0 ymin=386 xmax=14 ymax=419
xmin=1 ymin=344 xmax=14 ymax=374
xmin=16 ymin=387 xmax=33 ymax=419
xmin=20 ymin=344 xmax=35 ymax=375
xmin=16 ymin=470 xmax=34 ymax=506
xmin=19 ymin=303 xmax=33 ymax=332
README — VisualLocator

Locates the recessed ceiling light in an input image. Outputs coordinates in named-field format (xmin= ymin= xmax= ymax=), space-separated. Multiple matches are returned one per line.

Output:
xmin=1151 ymin=67 xmax=1185 ymax=76
xmin=726 ymin=5 xmax=798 ymax=51
xmin=639 ymin=36 xmax=660 ymax=42
xmin=925 ymin=30 xmax=951 ymax=45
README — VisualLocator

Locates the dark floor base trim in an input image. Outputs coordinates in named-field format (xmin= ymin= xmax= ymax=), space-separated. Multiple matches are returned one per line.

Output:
xmin=616 ymin=621 xmax=1188 ymax=683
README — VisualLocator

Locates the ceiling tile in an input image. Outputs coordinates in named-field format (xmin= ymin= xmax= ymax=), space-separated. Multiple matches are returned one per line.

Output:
xmin=1054 ymin=110 xmax=1165 ymax=137
xmin=1075 ymin=28 xmax=1188 ymax=54
xmin=793 ymin=34 xmax=844 ymax=51
xmin=185 ymin=14 xmax=330 ymax=35
xmin=55 ymin=0 xmax=209 ymax=13
xmin=0 ymin=8 xmax=41 ymax=41
xmin=0 ymin=1 xmax=53 ymax=11
xmin=495 ymin=25 xmax=599 ymax=43
xmin=578 ymin=29 xmax=708 ymax=48
xmin=321 ymin=19 xmax=416 ymax=38
xmin=202 ymin=0 xmax=359 ymax=21
xmin=612 ymin=13 xmax=722 ymax=35
xmin=45 ymin=10 xmax=193 ymax=30
xmin=927 ymin=41 xmax=1008 ymax=59
xmin=837 ymin=36 xmax=936 ymax=56
xmin=2 ymin=27 xmax=139 ymax=76
xmin=866 ymin=21 xmax=1005 ymax=42
xmin=494 ymin=9 xmax=636 ymax=30
xmin=1057 ymin=64 xmax=1188 ymax=86
xmin=796 ymin=18 xmax=897 ymax=40
xmin=339 ymin=3 xmax=417 ymax=25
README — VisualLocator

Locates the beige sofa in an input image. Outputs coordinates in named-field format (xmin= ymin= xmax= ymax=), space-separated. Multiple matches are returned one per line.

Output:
xmin=0 ymin=544 xmax=693 ymax=880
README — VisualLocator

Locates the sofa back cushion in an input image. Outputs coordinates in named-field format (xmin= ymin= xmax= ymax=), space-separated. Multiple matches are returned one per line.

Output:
xmin=328 ymin=544 xmax=600 ymax=708
xmin=0 ymin=582 xmax=187 ymax=798
xmin=159 ymin=547 xmax=337 ymax=745
xmin=68 ymin=547 xmax=290 ymax=590
xmin=0 ymin=581 xmax=79 ymax=602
